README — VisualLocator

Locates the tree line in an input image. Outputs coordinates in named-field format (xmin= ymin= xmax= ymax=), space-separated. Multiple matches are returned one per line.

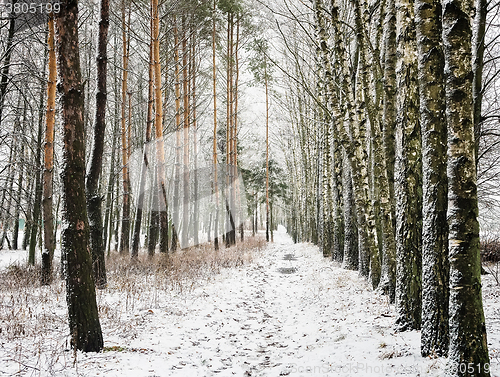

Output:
xmin=271 ymin=0 xmax=499 ymax=375
xmin=0 ymin=0 xmax=281 ymax=353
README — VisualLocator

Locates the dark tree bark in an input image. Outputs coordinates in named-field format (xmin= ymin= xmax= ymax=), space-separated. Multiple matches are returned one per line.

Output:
xmin=55 ymin=0 xmax=103 ymax=352
xmin=342 ymin=151 xmax=358 ymax=270
xmin=12 ymin=144 xmax=24 ymax=250
xmin=415 ymin=0 xmax=449 ymax=357
xmin=28 ymin=84 xmax=45 ymax=265
xmin=472 ymin=0 xmax=486 ymax=167
xmin=0 ymin=3 xmax=16 ymax=126
xmin=443 ymin=0 xmax=490 ymax=374
xmin=86 ymin=0 xmax=109 ymax=287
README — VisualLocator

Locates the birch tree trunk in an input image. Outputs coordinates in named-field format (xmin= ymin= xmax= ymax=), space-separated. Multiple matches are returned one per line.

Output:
xmin=415 ymin=0 xmax=449 ymax=357
xmin=394 ymin=0 xmax=423 ymax=331
xmin=443 ymin=0 xmax=490 ymax=373
xmin=316 ymin=0 xmax=381 ymax=288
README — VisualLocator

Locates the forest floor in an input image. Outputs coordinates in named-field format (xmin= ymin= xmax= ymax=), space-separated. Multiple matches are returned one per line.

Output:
xmin=0 ymin=228 xmax=499 ymax=376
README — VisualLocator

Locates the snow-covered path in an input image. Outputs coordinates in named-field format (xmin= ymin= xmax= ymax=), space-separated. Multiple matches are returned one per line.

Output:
xmin=72 ymin=229 xmax=461 ymax=377
xmin=2 ymin=228 xmax=499 ymax=376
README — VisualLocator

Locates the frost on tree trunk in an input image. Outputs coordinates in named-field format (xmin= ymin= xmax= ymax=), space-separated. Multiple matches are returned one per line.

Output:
xmin=55 ymin=0 xmax=103 ymax=352
xmin=313 ymin=0 xmax=380 ymax=287
xmin=443 ymin=0 xmax=490 ymax=374
xmin=331 ymin=137 xmax=344 ymax=263
xmin=415 ymin=0 xmax=449 ymax=357
xmin=382 ymin=0 xmax=397 ymax=227
xmin=342 ymin=150 xmax=358 ymax=270
xmin=394 ymin=0 xmax=423 ymax=331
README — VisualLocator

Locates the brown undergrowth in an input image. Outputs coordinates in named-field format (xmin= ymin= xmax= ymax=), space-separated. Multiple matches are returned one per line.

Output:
xmin=0 ymin=234 xmax=265 ymax=375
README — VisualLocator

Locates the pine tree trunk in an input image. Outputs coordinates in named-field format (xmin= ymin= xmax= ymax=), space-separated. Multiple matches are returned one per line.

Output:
xmin=55 ymin=0 xmax=103 ymax=352
xmin=119 ymin=0 xmax=131 ymax=255
xmin=443 ymin=0 xmax=490 ymax=373
xmin=172 ymin=17 xmax=181 ymax=252
xmin=415 ymin=0 xmax=449 ymax=357
xmin=182 ymin=20 xmax=190 ymax=248
xmin=212 ymin=0 xmax=219 ymax=251
xmin=41 ymin=13 xmax=57 ymax=285
xmin=152 ymin=0 xmax=168 ymax=254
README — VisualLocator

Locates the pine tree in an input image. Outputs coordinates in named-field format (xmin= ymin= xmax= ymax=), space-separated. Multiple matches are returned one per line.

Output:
xmin=55 ymin=0 xmax=103 ymax=352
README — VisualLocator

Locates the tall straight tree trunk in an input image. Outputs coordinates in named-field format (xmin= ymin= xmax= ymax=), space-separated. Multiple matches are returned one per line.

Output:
xmin=472 ymin=0 xmax=486 ymax=166
xmin=22 ymin=175 xmax=34 ymax=251
xmin=443 ymin=0 xmax=490 ymax=374
xmin=86 ymin=0 xmax=109 ymax=286
xmin=353 ymin=0 xmax=395 ymax=298
xmin=133 ymin=8 xmax=154 ymax=258
xmin=41 ymin=13 xmax=57 ymax=285
xmin=151 ymin=0 xmax=168 ymax=255
xmin=13 ymin=143 xmax=24 ymax=250
xmin=29 ymin=71 xmax=46 ymax=265
xmin=234 ymin=17 xmax=243 ymax=243
xmin=119 ymin=0 xmax=131 ymax=255
xmin=0 ymin=4 xmax=16 ymax=126
xmin=212 ymin=0 xmax=219 ymax=251
xmin=171 ymin=17 xmax=181 ymax=252
xmin=104 ymin=35 xmax=121 ymax=255
xmin=191 ymin=37 xmax=199 ymax=246
xmin=394 ymin=0 xmax=423 ymax=331
xmin=415 ymin=0 xmax=449 ymax=357
xmin=182 ymin=20 xmax=190 ymax=248
xmin=55 ymin=0 xmax=103 ymax=352
xmin=382 ymin=0 xmax=397 ymax=227
xmin=342 ymin=150 xmax=358 ymax=270
xmin=265 ymin=59 xmax=270 ymax=243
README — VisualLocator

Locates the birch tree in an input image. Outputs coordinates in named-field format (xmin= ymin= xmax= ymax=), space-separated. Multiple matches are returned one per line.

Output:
xmin=415 ymin=0 xmax=449 ymax=357
xmin=394 ymin=0 xmax=423 ymax=331
xmin=443 ymin=0 xmax=490 ymax=373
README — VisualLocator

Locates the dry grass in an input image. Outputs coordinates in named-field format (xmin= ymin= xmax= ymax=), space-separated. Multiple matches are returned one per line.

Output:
xmin=0 ymin=234 xmax=266 ymax=375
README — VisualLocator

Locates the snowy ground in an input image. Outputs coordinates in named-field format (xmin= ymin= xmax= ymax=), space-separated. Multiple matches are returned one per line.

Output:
xmin=1 ymin=228 xmax=499 ymax=376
